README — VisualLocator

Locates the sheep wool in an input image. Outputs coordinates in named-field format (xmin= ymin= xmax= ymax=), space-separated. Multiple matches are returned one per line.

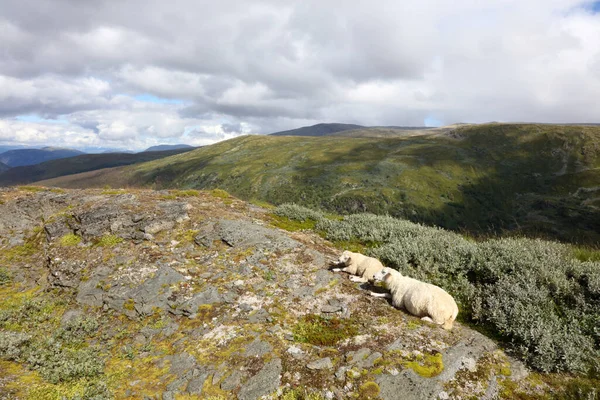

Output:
xmin=336 ymin=250 xmax=385 ymax=282
xmin=373 ymin=268 xmax=459 ymax=330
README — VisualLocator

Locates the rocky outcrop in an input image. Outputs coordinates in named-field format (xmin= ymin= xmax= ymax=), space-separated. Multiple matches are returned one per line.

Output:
xmin=0 ymin=188 xmax=535 ymax=399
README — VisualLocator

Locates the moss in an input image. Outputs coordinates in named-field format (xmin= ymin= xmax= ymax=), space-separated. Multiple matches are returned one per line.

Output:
xmin=280 ymin=388 xmax=326 ymax=400
xmin=96 ymin=235 xmax=123 ymax=247
xmin=249 ymin=199 xmax=275 ymax=209
xmin=123 ymin=299 xmax=135 ymax=311
xmin=3 ymin=242 xmax=38 ymax=262
xmin=404 ymin=353 xmax=444 ymax=378
xmin=359 ymin=381 xmax=380 ymax=399
xmin=59 ymin=234 xmax=81 ymax=246
xmin=292 ymin=314 xmax=359 ymax=346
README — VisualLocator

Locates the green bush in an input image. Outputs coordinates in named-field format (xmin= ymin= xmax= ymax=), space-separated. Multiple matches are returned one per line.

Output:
xmin=26 ymin=339 xmax=104 ymax=383
xmin=280 ymin=205 xmax=600 ymax=374
xmin=55 ymin=316 xmax=99 ymax=343
xmin=274 ymin=203 xmax=325 ymax=222
xmin=0 ymin=267 xmax=11 ymax=285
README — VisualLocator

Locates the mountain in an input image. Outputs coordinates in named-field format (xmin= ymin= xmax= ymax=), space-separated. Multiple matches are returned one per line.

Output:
xmin=144 ymin=144 xmax=194 ymax=152
xmin=0 ymin=147 xmax=85 ymax=167
xmin=1 ymin=187 xmax=594 ymax=398
xmin=0 ymin=162 xmax=9 ymax=173
xmin=270 ymin=122 xmax=365 ymax=136
xmin=34 ymin=123 xmax=600 ymax=244
xmin=0 ymin=148 xmax=195 ymax=186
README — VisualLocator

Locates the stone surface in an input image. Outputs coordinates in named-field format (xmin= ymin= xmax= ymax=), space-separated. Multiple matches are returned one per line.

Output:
xmin=237 ymin=358 xmax=282 ymax=400
xmin=307 ymin=357 xmax=334 ymax=370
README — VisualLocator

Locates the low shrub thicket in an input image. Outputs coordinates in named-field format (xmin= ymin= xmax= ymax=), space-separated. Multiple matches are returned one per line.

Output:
xmin=275 ymin=204 xmax=600 ymax=374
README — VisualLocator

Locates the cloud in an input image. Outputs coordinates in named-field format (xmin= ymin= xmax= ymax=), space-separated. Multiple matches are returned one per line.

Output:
xmin=0 ymin=0 xmax=599 ymax=150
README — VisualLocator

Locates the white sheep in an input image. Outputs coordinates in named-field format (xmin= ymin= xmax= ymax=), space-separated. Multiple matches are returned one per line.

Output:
xmin=370 ymin=267 xmax=459 ymax=330
xmin=332 ymin=250 xmax=385 ymax=283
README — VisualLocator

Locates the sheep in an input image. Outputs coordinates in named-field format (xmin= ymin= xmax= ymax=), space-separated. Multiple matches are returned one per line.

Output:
xmin=370 ymin=267 xmax=459 ymax=330
xmin=332 ymin=250 xmax=385 ymax=283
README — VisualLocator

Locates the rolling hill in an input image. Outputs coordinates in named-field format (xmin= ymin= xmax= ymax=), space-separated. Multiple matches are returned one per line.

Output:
xmin=144 ymin=144 xmax=195 ymax=152
xmin=0 ymin=147 xmax=85 ymax=167
xmin=270 ymin=122 xmax=365 ymax=136
xmin=0 ymin=148 xmax=195 ymax=186
xmin=0 ymin=162 xmax=9 ymax=172
xmin=35 ymin=123 xmax=600 ymax=244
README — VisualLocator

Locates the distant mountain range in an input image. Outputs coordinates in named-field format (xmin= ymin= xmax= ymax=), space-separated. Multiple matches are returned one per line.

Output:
xmin=0 ymin=161 xmax=10 ymax=172
xmin=0 ymin=147 xmax=85 ymax=167
xmin=269 ymin=123 xmax=431 ymax=137
xmin=35 ymin=123 xmax=600 ymax=245
xmin=0 ymin=148 xmax=195 ymax=186
xmin=144 ymin=144 xmax=194 ymax=152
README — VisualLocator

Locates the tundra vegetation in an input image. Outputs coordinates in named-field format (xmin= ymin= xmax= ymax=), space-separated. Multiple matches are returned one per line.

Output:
xmin=275 ymin=203 xmax=600 ymax=375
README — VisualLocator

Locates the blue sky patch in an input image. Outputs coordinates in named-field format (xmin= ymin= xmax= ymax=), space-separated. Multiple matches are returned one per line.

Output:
xmin=15 ymin=115 xmax=69 ymax=124
xmin=133 ymin=94 xmax=184 ymax=105
xmin=424 ymin=116 xmax=443 ymax=127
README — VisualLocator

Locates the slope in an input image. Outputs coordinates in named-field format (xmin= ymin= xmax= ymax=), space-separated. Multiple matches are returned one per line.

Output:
xmin=270 ymin=122 xmax=365 ymax=136
xmin=0 ymin=147 xmax=85 ymax=167
xmin=0 ymin=187 xmax=595 ymax=399
xmin=0 ymin=148 xmax=194 ymax=186
xmin=0 ymin=161 xmax=9 ymax=173
xmin=144 ymin=144 xmax=195 ymax=152
xmin=36 ymin=123 xmax=600 ymax=244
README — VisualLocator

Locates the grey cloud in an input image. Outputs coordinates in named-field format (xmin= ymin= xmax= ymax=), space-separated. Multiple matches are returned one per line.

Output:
xmin=0 ymin=0 xmax=599 ymax=149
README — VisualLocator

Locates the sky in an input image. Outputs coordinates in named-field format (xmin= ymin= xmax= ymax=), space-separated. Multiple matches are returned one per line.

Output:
xmin=0 ymin=0 xmax=599 ymax=151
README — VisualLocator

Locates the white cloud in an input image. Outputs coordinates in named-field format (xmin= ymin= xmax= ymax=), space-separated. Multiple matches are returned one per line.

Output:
xmin=0 ymin=0 xmax=599 ymax=150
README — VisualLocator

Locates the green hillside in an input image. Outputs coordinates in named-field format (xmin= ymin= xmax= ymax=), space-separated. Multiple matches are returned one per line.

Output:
xmin=37 ymin=123 xmax=600 ymax=244
xmin=0 ymin=148 xmax=194 ymax=186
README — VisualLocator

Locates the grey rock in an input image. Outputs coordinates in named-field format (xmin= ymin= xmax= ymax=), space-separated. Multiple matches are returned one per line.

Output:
xmin=244 ymin=338 xmax=273 ymax=358
xmin=335 ymin=366 xmax=349 ymax=382
xmin=144 ymin=220 xmax=175 ymax=235
xmin=247 ymin=308 xmax=270 ymax=323
xmin=386 ymin=338 xmax=405 ymax=351
xmin=306 ymin=357 xmax=333 ymax=370
xmin=220 ymin=370 xmax=244 ymax=391
xmin=186 ymin=369 xmax=210 ymax=395
xmin=217 ymin=219 xmax=299 ymax=252
xmin=171 ymin=286 xmax=222 ymax=316
xmin=237 ymin=358 xmax=282 ymax=400
xmin=167 ymin=353 xmax=197 ymax=376
xmin=44 ymin=218 xmax=73 ymax=241
xmin=321 ymin=304 xmax=343 ymax=313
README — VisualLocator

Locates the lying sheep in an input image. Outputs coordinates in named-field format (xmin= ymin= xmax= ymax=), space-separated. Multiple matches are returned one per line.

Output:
xmin=370 ymin=267 xmax=458 ymax=330
xmin=332 ymin=250 xmax=385 ymax=283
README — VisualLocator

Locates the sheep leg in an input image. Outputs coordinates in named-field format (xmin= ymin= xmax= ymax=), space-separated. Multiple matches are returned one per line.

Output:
xmin=421 ymin=316 xmax=434 ymax=323
xmin=349 ymin=275 xmax=368 ymax=283
xmin=370 ymin=292 xmax=392 ymax=299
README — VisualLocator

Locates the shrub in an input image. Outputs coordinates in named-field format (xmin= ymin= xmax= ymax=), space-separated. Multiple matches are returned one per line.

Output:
xmin=55 ymin=316 xmax=99 ymax=343
xmin=0 ymin=267 xmax=11 ymax=285
xmin=274 ymin=203 xmax=325 ymax=222
xmin=26 ymin=340 xmax=104 ymax=383
xmin=0 ymin=331 xmax=31 ymax=360
xmin=285 ymin=205 xmax=600 ymax=374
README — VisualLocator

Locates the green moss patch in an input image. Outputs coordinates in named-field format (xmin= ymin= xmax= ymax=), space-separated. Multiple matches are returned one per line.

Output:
xmin=59 ymin=234 xmax=81 ymax=247
xmin=292 ymin=314 xmax=358 ymax=346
